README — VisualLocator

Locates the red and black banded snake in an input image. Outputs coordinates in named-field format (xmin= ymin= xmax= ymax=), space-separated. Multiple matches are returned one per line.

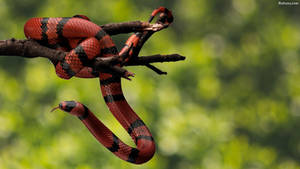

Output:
xmin=24 ymin=7 xmax=173 ymax=164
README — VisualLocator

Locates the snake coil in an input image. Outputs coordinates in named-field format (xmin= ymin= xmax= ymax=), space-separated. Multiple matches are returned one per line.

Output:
xmin=24 ymin=7 xmax=173 ymax=164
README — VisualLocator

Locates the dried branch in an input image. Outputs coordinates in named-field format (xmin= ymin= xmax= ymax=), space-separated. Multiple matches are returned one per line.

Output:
xmin=0 ymin=38 xmax=185 ymax=78
xmin=102 ymin=21 xmax=145 ymax=35
xmin=0 ymin=20 xmax=185 ymax=79
xmin=101 ymin=21 xmax=166 ymax=36
xmin=125 ymin=54 xmax=186 ymax=66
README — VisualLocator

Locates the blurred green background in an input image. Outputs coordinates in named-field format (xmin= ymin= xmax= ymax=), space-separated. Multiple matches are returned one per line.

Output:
xmin=0 ymin=0 xmax=299 ymax=169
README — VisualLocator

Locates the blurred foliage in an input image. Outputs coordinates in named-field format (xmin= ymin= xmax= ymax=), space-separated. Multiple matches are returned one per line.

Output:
xmin=0 ymin=0 xmax=300 ymax=169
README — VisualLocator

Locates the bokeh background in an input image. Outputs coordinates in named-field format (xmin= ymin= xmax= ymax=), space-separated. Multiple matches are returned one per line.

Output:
xmin=0 ymin=0 xmax=299 ymax=169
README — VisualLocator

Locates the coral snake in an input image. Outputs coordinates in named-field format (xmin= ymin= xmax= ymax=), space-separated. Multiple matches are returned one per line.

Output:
xmin=24 ymin=7 xmax=173 ymax=164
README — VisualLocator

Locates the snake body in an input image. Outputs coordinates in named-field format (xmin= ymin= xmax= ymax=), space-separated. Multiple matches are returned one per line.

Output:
xmin=24 ymin=7 xmax=173 ymax=164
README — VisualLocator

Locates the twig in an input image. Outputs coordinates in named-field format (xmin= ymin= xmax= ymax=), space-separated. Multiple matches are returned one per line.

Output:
xmin=145 ymin=64 xmax=167 ymax=75
xmin=125 ymin=54 xmax=186 ymax=66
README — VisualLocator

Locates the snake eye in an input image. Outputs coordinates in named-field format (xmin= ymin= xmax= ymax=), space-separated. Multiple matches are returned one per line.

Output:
xmin=60 ymin=101 xmax=77 ymax=112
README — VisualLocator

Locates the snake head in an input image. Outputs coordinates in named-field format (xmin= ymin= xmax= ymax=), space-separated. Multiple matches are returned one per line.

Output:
xmin=59 ymin=101 xmax=77 ymax=112
xmin=149 ymin=7 xmax=174 ymax=25
xmin=52 ymin=101 xmax=88 ymax=117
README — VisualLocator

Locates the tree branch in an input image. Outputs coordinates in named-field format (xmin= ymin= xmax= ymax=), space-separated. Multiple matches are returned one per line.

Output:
xmin=125 ymin=54 xmax=186 ymax=66
xmin=0 ymin=20 xmax=185 ymax=79
xmin=101 ymin=21 xmax=147 ymax=35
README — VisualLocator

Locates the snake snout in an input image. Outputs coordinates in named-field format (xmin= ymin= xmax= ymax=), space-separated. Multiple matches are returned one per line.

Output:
xmin=60 ymin=101 xmax=77 ymax=112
